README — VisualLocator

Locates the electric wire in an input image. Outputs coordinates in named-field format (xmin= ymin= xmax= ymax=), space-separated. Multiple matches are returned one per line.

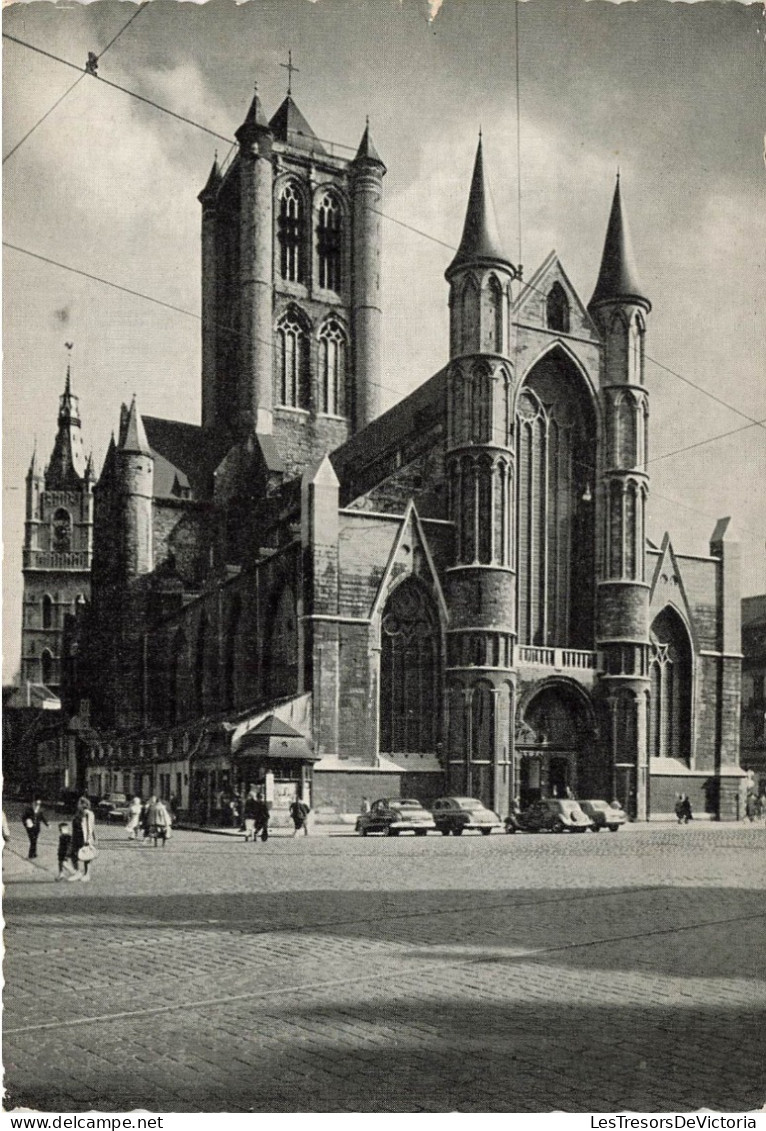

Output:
xmin=514 ymin=0 xmax=523 ymax=268
xmin=2 ymin=33 xmax=233 ymax=147
xmin=2 ymin=5 xmax=149 ymax=165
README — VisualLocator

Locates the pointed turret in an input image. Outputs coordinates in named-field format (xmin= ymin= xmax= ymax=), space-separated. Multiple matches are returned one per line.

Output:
xmin=119 ymin=396 xmax=152 ymax=456
xmin=197 ymin=156 xmax=222 ymax=207
xmin=352 ymin=121 xmax=385 ymax=171
xmin=447 ymin=138 xmax=511 ymax=278
xmin=589 ymin=176 xmax=650 ymax=311
xmin=235 ymin=86 xmax=271 ymax=147
xmin=269 ymin=95 xmax=326 ymax=154
xmin=46 ymin=366 xmax=88 ymax=489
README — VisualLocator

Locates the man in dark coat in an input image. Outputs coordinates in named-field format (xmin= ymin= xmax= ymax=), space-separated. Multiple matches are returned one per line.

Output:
xmin=253 ymin=792 xmax=270 ymax=843
xmin=21 ymin=798 xmax=49 ymax=859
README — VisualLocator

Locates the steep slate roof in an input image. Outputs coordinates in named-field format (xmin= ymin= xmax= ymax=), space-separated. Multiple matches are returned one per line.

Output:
xmin=331 ymin=368 xmax=447 ymax=505
xmin=447 ymin=138 xmax=511 ymax=276
xmin=269 ymin=95 xmax=327 ymax=155
xmin=142 ymin=416 xmax=229 ymax=501
xmin=353 ymin=123 xmax=385 ymax=168
xmin=589 ymin=176 xmax=650 ymax=310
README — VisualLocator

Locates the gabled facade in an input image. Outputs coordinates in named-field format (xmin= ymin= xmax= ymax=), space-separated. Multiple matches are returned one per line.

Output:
xmin=62 ymin=88 xmax=743 ymax=822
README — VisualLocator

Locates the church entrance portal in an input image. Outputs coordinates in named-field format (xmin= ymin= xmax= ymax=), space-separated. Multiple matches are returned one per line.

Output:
xmin=515 ymin=683 xmax=596 ymax=806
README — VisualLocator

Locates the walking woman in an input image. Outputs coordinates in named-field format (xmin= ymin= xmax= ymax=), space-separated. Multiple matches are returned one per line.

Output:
xmin=144 ymin=795 xmax=172 ymax=847
xmin=68 ymin=796 xmax=96 ymax=882
xmin=125 ymin=796 xmax=143 ymax=840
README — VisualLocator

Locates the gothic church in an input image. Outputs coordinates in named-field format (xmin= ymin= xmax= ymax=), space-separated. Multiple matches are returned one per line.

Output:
xmin=60 ymin=86 xmax=743 ymax=823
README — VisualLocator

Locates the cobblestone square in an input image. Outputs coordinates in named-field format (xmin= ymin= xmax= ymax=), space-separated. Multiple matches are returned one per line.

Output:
xmin=3 ymin=820 xmax=765 ymax=1113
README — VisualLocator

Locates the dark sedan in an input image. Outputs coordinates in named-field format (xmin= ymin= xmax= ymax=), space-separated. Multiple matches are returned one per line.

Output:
xmin=431 ymin=797 xmax=502 ymax=836
xmin=356 ymin=798 xmax=436 ymax=837
xmin=505 ymin=798 xmax=594 ymax=834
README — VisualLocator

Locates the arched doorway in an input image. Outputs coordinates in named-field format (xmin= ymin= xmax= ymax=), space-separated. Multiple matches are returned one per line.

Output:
xmin=516 ymin=681 xmax=596 ymax=805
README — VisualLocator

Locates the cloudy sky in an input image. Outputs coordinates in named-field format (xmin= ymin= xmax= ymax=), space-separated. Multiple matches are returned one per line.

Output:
xmin=3 ymin=0 xmax=765 ymax=683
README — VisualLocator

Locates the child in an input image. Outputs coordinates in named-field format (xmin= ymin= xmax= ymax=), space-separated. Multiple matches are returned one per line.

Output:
xmin=56 ymin=822 xmax=73 ymax=880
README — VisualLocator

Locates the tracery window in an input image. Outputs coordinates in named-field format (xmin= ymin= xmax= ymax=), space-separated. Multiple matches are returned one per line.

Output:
xmin=316 ymin=192 xmax=342 ymax=292
xmin=379 ymin=578 xmax=441 ymax=754
xmin=515 ymin=353 xmax=596 ymax=649
xmin=276 ymin=311 xmax=310 ymax=409
xmin=277 ymin=182 xmax=305 ymax=283
xmin=546 ymin=282 xmax=570 ymax=334
xmin=319 ymin=319 xmax=348 ymax=416
xmin=267 ymin=586 xmax=299 ymax=699
xmin=649 ymin=608 xmax=692 ymax=762
xmin=41 ymin=649 xmax=54 ymax=685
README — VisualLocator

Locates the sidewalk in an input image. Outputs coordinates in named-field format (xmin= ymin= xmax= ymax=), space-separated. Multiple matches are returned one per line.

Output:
xmin=175 ymin=820 xmax=357 ymax=838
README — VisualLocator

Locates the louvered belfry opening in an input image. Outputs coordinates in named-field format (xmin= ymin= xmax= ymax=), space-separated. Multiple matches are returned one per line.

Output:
xmin=515 ymin=350 xmax=596 ymax=650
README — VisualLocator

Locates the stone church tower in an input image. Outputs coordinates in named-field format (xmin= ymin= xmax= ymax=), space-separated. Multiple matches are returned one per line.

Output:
xmin=20 ymin=366 xmax=93 ymax=692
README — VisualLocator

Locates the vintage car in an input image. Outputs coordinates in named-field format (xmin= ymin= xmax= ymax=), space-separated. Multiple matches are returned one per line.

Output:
xmin=504 ymin=798 xmax=594 ymax=834
xmin=356 ymin=798 xmax=436 ymax=836
xmin=95 ymin=793 xmax=130 ymax=822
xmin=578 ymin=799 xmax=627 ymax=832
xmin=430 ymin=797 xmax=502 ymax=836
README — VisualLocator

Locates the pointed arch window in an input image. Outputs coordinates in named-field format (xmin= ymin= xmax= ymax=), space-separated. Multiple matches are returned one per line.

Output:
xmin=649 ymin=608 xmax=692 ymax=763
xmin=316 ymin=192 xmax=342 ymax=292
xmin=379 ymin=578 xmax=441 ymax=754
xmin=52 ymin=508 xmax=72 ymax=553
xmin=460 ymin=277 xmax=479 ymax=353
xmin=41 ymin=648 xmax=55 ymax=686
xmin=546 ymin=282 xmax=570 ymax=334
xmin=224 ymin=596 xmax=241 ymax=710
xmin=195 ymin=616 xmax=207 ymax=714
xmin=319 ymin=319 xmax=348 ymax=416
xmin=267 ymin=585 xmax=299 ymax=699
xmin=276 ymin=311 xmax=310 ymax=409
xmin=277 ymin=181 xmax=305 ymax=283
xmin=42 ymin=594 xmax=54 ymax=630
xmin=484 ymin=275 xmax=504 ymax=353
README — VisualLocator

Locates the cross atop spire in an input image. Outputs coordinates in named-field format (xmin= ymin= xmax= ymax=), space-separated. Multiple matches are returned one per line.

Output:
xmin=280 ymin=50 xmax=299 ymax=96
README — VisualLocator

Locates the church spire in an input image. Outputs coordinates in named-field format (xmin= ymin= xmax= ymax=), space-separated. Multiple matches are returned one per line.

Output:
xmin=589 ymin=175 xmax=650 ymax=311
xmin=46 ymin=363 xmax=87 ymax=489
xmin=119 ymin=395 xmax=152 ymax=456
xmin=447 ymin=137 xmax=510 ymax=278
xmin=235 ymin=85 xmax=271 ymax=147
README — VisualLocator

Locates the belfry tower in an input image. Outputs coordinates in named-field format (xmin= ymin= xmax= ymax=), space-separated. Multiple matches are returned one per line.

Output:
xmin=198 ymin=80 xmax=385 ymax=470
xmin=589 ymin=176 xmax=652 ymax=819
xmin=443 ymin=139 xmax=518 ymax=816
xmin=21 ymin=363 xmax=94 ymax=692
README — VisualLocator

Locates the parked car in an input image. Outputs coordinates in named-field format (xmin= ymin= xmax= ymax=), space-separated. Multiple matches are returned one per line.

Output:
xmin=578 ymin=799 xmax=627 ymax=832
xmin=431 ymin=796 xmax=502 ymax=836
xmin=505 ymin=798 xmax=594 ymax=834
xmin=96 ymin=793 xmax=128 ymax=822
xmin=355 ymin=798 xmax=436 ymax=836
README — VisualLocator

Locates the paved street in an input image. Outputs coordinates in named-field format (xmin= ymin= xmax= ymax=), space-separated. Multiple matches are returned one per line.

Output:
xmin=3 ymin=818 xmax=765 ymax=1113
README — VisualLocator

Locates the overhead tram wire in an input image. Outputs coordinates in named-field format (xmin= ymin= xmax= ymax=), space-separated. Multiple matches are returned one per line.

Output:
xmin=6 ymin=237 xmax=763 ymax=480
xmin=3 ymin=4 xmax=150 ymax=165
xmin=515 ymin=0 xmax=523 ymax=269
xmin=2 ymin=33 xmax=233 ymax=148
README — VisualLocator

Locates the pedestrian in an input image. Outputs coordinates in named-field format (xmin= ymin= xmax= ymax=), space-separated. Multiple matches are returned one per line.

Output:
xmin=745 ymin=792 xmax=758 ymax=823
xmin=143 ymin=795 xmax=172 ymax=847
xmin=674 ymin=793 xmax=686 ymax=824
xmin=228 ymin=795 xmax=240 ymax=828
xmin=56 ymin=821 xmax=73 ymax=880
xmin=21 ymin=797 xmax=49 ymax=859
xmin=68 ymin=796 xmax=96 ymax=882
xmin=125 ymin=796 xmax=143 ymax=840
xmin=2 ymin=810 xmax=10 ymax=846
xmin=253 ymin=791 xmax=270 ymax=842
xmin=243 ymin=789 xmax=258 ymax=842
xmin=360 ymin=796 xmax=370 ymax=814
xmin=290 ymin=797 xmax=310 ymax=837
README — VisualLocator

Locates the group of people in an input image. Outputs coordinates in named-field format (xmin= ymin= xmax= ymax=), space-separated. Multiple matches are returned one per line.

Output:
xmin=19 ymin=795 xmax=97 ymax=881
xmin=125 ymin=794 xmax=174 ymax=846
xmin=744 ymin=786 xmax=766 ymax=822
